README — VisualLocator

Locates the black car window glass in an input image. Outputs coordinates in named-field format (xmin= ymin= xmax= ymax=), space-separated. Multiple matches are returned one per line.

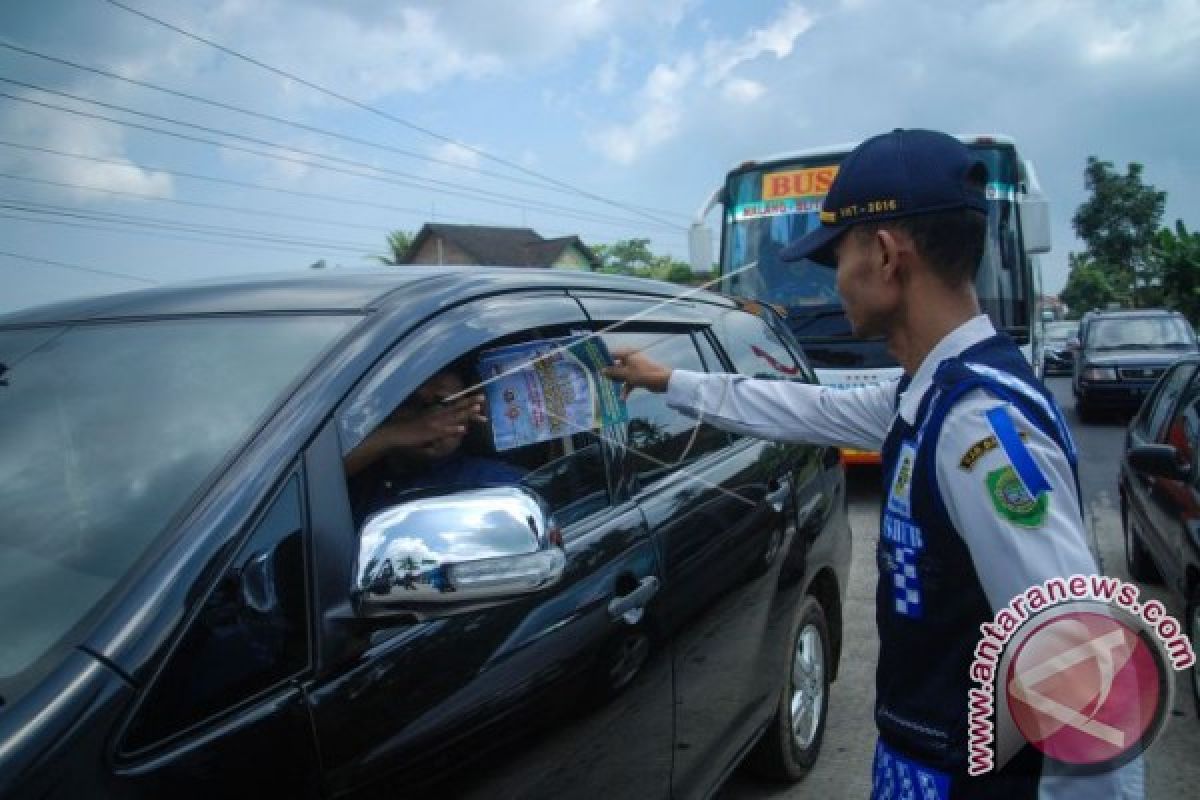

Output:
xmin=600 ymin=331 xmax=729 ymax=489
xmin=1087 ymin=316 xmax=1196 ymax=350
xmin=123 ymin=474 xmax=309 ymax=751
xmin=0 ymin=316 xmax=351 ymax=683
xmin=345 ymin=336 xmax=611 ymax=529
xmin=715 ymin=307 xmax=813 ymax=383
xmin=1044 ymin=321 xmax=1078 ymax=346
xmin=1142 ymin=365 xmax=1196 ymax=442
xmin=1170 ymin=377 xmax=1200 ymax=480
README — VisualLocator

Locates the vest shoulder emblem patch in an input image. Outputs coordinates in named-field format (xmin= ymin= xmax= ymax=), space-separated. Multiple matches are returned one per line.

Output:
xmin=986 ymin=465 xmax=1049 ymax=528
xmin=959 ymin=430 xmax=1028 ymax=471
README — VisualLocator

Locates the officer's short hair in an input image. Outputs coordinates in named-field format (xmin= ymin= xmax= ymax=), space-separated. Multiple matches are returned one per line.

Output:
xmin=852 ymin=208 xmax=987 ymax=288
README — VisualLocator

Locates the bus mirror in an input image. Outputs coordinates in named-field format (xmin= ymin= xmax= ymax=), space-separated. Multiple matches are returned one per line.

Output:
xmin=688 ymin=223 xmax=714 ymax=274
xmin=1019 ymin=194 xmax=1052 ymax=255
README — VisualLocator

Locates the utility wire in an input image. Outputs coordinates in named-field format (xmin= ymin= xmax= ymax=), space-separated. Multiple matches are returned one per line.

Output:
xmin=0 ymin=210 xmax=364 ymax=256
xmin=0 ymin=39 xmax=690 ymax=222
xmin=0 ymin=171 xmax=398 ymax=233
xmin=0 ymin=247 xmax=158 ymax=284
xmin=102 ymin=0 xmax=684 ymax=229
xmin=0 ymin=140 xmax=686 ymax=244
xmin=0 ymin=82 xmax=677 ymax=233
xmin=0 ymin=198 xmax=376 ymax=250
xmin=0 ymin=199 xmax=374 ymax=251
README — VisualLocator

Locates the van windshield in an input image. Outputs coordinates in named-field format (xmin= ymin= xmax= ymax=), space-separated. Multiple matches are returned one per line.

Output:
xmin=0 ymin=315 xmax=355 ymax=683
xmin=1087 ymin=317 xmax=1196 ymax=350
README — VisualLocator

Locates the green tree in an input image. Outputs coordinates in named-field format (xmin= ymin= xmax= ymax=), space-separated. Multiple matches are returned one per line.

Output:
xmin=1059 ymin=253 xmax=1118 ymax=316
xmin=1071 ymin=157 xmax=1166 ymax=306
xmin=371 ymin=230 xmax=414 ymax=265
xmin=666 ymin=263 xmax=694 ymax=285
xmin=593 ymin=238 xmax=656 ymax=274
xmin=1154 ymin=221 xmax=1200 ymax=326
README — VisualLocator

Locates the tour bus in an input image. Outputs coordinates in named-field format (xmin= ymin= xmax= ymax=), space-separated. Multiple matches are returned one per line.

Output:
xmin=688 ymin=134 xmax=1052 ymax=464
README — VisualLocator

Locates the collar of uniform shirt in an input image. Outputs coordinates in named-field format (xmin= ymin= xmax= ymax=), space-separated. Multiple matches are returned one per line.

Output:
xmin=896 ymin=314 xmax=997 ymax=425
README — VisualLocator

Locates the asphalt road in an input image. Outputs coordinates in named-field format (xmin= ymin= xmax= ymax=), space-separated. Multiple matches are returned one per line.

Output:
xmin=721 ymin=376 xmax=1200 ymax=799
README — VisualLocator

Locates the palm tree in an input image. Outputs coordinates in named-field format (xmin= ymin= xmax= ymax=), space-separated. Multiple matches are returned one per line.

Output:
xmin=371 ymin=230 xmax=414 ymax=265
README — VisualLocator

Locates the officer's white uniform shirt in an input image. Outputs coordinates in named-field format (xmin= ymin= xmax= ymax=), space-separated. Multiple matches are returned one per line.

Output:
xmin=666 ymin=313 xmax=1143 ymax=799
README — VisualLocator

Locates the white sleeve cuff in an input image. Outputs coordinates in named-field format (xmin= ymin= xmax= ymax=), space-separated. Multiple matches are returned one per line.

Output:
xmin=665 ymin=369 xmax=705 ymax=412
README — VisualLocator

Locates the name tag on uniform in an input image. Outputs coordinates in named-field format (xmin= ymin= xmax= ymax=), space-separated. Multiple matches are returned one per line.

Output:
xmin=887 ymin=441 xmax=916 ymax=518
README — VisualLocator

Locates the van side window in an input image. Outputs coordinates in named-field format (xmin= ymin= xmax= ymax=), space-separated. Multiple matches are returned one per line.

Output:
xmin=601 ymin=330 xmax=730 ymax=490
xmin=124 ymin=474 xmax=309 ymax=752
xmin=344 ymin=342 xmax=612 ymax=530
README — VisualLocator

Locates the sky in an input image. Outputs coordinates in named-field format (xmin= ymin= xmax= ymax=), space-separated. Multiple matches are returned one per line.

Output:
xmin=1 ymin=0 xmax=1198 ymax=313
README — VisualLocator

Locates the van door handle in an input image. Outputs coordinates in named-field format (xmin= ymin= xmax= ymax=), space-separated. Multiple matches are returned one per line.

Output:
xmin=608 ymin=576 xmax=659 ymax=624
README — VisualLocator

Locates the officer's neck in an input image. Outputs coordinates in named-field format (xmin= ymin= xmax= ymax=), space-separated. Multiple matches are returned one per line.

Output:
xmin=888 ymin=280 xmax=981 ymax=377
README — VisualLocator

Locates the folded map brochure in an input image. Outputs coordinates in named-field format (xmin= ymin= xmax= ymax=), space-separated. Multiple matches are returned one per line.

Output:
xmin=477 ymin=334 xmax=629 ymax=452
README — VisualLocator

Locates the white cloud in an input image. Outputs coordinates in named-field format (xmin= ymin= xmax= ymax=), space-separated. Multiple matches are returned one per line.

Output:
xmin=702 ymin=2 xmax=816 ymax=85
xmin=595 ymin=37 xmax=623 ymax=94
xmin=721 ymin=77 xmax=766 ymax=104
xmin=206 ymin=0 xmax=699 ymax=102
xmin=588 ymin=3 xmax=814 ymax=164
xmin=0 ymin=89 xmax=172 ymax=201
xmin=431 ymin=142 xmax=484 ymax=171
xmin=587 ymin=56 xmax=697 ymax=165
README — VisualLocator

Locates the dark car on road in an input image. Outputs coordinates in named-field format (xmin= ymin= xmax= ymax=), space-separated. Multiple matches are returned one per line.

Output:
xmin=1041 ymin=319 xmax=1079 ymax=376
xmin=0 ymin=268 xmax=851 ymax=799
xmin=1073 ymin=309 xmax=1199 ymax=421
xmin=1118 ymin=354 xmax=1200 ymax=714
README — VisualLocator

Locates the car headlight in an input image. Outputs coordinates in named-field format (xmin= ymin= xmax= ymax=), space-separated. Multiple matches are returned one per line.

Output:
xmin=1082 ymin=366 xmax=1117 ymax=381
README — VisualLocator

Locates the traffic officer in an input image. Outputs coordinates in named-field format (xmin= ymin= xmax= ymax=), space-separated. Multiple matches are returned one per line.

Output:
xmin=603 ymin=129 xmax=1143 ymax=798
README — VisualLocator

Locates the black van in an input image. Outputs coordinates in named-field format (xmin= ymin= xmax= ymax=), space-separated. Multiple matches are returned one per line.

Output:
xmin=0 ymin=268 xmax=851 ymax=799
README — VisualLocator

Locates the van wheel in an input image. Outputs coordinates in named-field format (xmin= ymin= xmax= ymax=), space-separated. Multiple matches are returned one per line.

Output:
xmin=1122 ymin=501 xmax=1160 ymax=583
xmin=1077 ymin=398 xmax=1096 ymax=424
xmin=747 ymin=596 xmax=830 ymax=782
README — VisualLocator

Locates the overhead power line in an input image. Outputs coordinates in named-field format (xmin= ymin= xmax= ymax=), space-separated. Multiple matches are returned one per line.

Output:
xmin=0 ymin=209 xmax=366 ymax=256
xmin=0 ymin=247 xmax=158 ymax=285
xmin=0 ymin=85 xmax=679 ymax=234
xmin=0 ymin=39 xmax=690 ymax=222
xmin=0 ymin=82 xmax=677 ymax=233
xmin=0 ymin=171 xmax=400 ymax=233
xmin=0 ymin=199 xmax=377 ymax=252
xmin=101 ymin=0 xmax=684 ymax=229
xmin=0 ymin=140 xmax=687 ymax=244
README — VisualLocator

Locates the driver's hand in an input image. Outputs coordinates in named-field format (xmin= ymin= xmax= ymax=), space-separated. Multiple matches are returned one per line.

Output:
xmin=388 ymin=394 xmax=486 ymax=447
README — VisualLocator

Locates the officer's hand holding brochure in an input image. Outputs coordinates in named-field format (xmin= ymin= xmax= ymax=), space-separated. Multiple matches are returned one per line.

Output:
xmin=477 ymin=334 xmax=629 ymax=452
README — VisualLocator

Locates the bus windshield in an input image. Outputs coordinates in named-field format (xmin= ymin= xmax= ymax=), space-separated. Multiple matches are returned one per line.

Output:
xmin=720 ymin=144 xmax=1030 ymax=369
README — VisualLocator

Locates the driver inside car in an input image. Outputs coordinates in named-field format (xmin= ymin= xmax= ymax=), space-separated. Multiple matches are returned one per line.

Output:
xmin=346 ymin=365 xmax=526 ymax=522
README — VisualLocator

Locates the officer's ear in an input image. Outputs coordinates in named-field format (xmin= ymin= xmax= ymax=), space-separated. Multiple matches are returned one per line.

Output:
xmin=875 ymin=228 xmax=906 ymax=284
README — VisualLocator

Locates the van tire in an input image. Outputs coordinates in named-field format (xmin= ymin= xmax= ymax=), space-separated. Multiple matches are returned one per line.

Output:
xmin=746 ymin=596 xmax=830 ymax=782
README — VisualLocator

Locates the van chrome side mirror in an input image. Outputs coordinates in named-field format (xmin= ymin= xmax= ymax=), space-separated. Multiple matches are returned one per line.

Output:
xmin=353 ymin=487 xmax=564 ymax=618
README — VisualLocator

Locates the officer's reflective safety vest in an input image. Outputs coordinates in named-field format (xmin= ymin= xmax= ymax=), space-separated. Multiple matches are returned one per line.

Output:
xmin=875 ymin=333 xmax=1079 ymax=775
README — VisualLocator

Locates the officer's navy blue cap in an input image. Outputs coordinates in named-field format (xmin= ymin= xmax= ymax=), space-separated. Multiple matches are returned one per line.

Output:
xmin=779 ymin=129 xmax=989 ymax=267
